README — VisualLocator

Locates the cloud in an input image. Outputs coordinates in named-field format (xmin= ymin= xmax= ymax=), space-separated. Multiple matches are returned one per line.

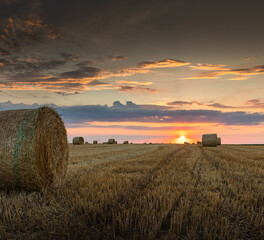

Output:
xmin=87 ymin=80 xmax=110 ymax=86
xmin=75 ymin=60 xmax=95 ymax=67
xmin=167 ymin=100 xmax=197 ymax=106
xmin=0 ymin=57 xmax=188 ymax=93
xmin=60 ymin=52 xmax=80 ymax=61
xmin=207 ymin=103 xmax=236 ymax=109
xmin=59 ymin=66 xmax=102 ymax=79
xmin=245 ymin=56 xmax=258 ymax=61
xmin=227 ymin=76 xmax=249 ymax=80
xmin=189 ymin=63 xmax=228 ymax=71
xmin=115 ymin=80 xmax=152 ymax=85
xmin=0 ymin=47 xmax=11 ymax=56
xmin=118 ymin=85 xmax=157 ymax=93
xmin=55 ymin=91 xmax=80 ymax=96
xmin=115 ymin=58 xmax=189 ymax=77
xmin=0 ymin=16 xmax=60 ymax=52
xmin=1 ymin=56 xmax=66 ymax=73
xmin=108 ymin=55 xmax=127 ymax=61
xmin=138 ymin=59 xmax=189 ymax=69
xmin=167 ymin=100 xmax=237 ymax=109
xmin=1 ymin=100 xmax=264 ymax=126
xmin=185 ymin=63 xmax=264 ymax=80
xmin=246 ymin=99 xmax=264 ymax=108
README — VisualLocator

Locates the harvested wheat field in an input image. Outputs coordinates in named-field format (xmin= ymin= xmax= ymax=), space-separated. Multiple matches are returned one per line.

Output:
xmin=0 ymin=144 xmax=264 ymax=239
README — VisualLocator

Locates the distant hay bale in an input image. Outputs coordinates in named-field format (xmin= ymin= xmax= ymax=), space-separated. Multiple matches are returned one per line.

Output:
xmin=108 ymin=139 xmax=116 ymax=144
xmin=0 ymin=107 xmax=69 ymax=190
xmin=217 ymin=137 xmax=221 ymax=145
xmin=73 ymin=137 xmax=84 ymax=145
xmin=102 ymin=142 xmax=108 ymax=144
xmin=197 ymin=141 xmax=201 ymax=145
xmin=184 ymin=142 xmax=188 ymax=145
xmin=85 ymin=142 xmax=89 ymax=144
xmin=93 ymin=140 xmax=98 ymax=144
xmin=202 ymin=134 xmax=218 ymax=147
xmin=123 ymin=141 xmax=129 ymax=144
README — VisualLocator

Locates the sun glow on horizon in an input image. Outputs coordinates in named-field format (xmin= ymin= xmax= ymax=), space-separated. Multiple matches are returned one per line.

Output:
xmin=174 ymin=135 xmax=190 ymax=144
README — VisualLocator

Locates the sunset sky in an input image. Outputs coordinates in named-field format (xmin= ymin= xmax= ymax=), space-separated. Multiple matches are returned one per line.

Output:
xmin=1 ymin=0 xmax=264 ymax=143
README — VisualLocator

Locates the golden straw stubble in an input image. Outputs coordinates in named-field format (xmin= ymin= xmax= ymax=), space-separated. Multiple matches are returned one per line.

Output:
xmin=0 ymin=107 xmax=69 ymax=190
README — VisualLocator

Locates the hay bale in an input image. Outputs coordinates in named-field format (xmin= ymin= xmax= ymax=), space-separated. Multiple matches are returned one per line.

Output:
xmin=123 ymin=141 xmax=129 ymax=144
xmin=102 ymin=142 xmax=108 ymax=144
xmin=217 ymin=137 xmax=221 ymax=145
xmin=93 ymin=140 xmax=98 ymax=144
xmin=108 ymin=139 xmax=115 ymax=144
xmin=0 ymin=107 xmax=69 ymax=190
xmin=73 ymin=136 xmax=84 ymax=145
xmin=202 ymin=134 xmax=217 ymax=147
xmin=85 ymin=142 xmax=89 ymax=144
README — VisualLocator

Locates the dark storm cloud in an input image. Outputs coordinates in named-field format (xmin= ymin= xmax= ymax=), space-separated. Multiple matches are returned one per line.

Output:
xmin=1 ymin=100 xmax=264 ymax=126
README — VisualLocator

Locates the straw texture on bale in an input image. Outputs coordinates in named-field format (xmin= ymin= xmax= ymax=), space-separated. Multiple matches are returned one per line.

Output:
xmin=93 ymin=140 xmax=98 ymax=144
xmin=217 ymin=137 xmax=221 ymax=145
xmin=202 ymin=134 xmax=218 ymax=147
xmin=0 ymin=107 xmax=69 ymax=190
xmin=73 ymin=137 xmax=84 ymax=145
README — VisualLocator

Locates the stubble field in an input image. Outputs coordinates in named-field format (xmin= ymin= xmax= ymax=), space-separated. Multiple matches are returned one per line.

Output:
xmin=0 ymin=144 xmax=264 ymax=239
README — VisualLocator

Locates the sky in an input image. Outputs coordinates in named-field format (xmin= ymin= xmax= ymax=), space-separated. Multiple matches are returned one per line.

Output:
xmin=1 ymin=0 xmax=264 ymax=144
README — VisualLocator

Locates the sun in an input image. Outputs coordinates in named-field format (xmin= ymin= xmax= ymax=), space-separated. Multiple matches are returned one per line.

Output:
xmin=174 ymin=135 xmax=189 ymax=144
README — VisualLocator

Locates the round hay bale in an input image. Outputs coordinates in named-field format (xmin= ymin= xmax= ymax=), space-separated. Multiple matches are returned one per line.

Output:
xmin=108 ymin=139 xmax=115 ymax=144
xmin=0 ymin=107 xmax=69 ymax=190
xmin=217 ymin=137 xmax=221 ymax=145
xmin=73 ymin=136 xmax=84 ymax=145
xmin=202 ymin=134 xmax=217 ymax=147
xmin=93 ymin=140 xmax=98 ymax=144
xmin=85 ymin=142 xmax=89 ymax=144
xmin=123 ymin=141 xmax=129 ymax=144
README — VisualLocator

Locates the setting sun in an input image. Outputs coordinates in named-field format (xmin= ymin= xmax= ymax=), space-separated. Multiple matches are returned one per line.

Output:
xmin=174 ymin=135 xmax=190 ymax=144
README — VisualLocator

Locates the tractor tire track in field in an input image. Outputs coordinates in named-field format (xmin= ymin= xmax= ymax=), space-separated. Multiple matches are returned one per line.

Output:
xmin=90 ymin=145 xmax=189 ymax=238
xmin=156 ymin=147 xmax=205 ymax=238
xmin=178 ymin=147 xmax=204 ymax=238
xmin=202 ymin=147 xmax=262 ymax=240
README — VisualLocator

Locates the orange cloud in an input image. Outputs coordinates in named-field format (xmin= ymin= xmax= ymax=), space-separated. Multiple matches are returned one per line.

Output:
xmin=116 ymin=80 xmax=153 ymax=85
xmin=185 ymin=64 xmax=264 ymax=80
xmin=139 ymin=59 xmax=190 ymax=69
xmin=189 ymin=63 xmax=228 ymax=71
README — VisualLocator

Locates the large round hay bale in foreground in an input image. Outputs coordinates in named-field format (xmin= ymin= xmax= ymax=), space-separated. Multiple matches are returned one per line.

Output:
xmin=202 ymin=134 xmax=218 ymax=147
xmin=217 ymin=137 xmax=221 ymax=145
xmin=73 ymin=136 xmax=84 ymax=145
xmin=0 ymin=107 xmax=69 ymax=190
